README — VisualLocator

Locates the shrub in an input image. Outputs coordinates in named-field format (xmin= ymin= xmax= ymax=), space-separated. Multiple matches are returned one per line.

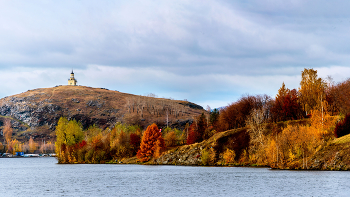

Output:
xmin=203 ymin=127 xmax=215 ymax=140
xmin=334 ymin=113 xmax=350 ymax=138
xmin=164 ymin=131 xmax=177 ymax=147
xmin=201 ymin=148 xmax=215 ymax=165
xmin=223 ymin=149 xmax=236 ymax=164
xmin=201 ymin=149 xmax=210 ymax=165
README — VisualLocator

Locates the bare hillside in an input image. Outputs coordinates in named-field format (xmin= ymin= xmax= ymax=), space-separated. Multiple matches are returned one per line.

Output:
xmin=0 ymin=85 xmax=205 ymax=142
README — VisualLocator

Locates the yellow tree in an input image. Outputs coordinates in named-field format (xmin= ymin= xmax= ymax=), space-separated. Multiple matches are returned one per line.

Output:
xmin=299 ymin=68 xmax=326 ymax=114
xmin=110 ymin=124 xmax=130 ymax=158
xmin=164 ymin=131 xmax=177 ymax=147
xmin=8 ymin=139 xmax=20 ymax=155
xmin=265 ymin=139 xmax=277 ymax=167
xmin=14 ymin=141 xmax=22 ymax=153
xmin=277 ymin=82 xmax=288 ymax=98
xmin=29 ymin=137 xmax=36 ymax=153
xmin=55 ymin=117 xmax=84 ymax=163
xmin=310 ymin=100 xmax=337 ymax=141
xmin=55 ymin=117 xmax=69 ymax=156
xmin=66 ymin=119 xmax=84 ymax=146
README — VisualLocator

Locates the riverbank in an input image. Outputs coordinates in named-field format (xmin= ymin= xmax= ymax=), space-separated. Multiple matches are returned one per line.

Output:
xmin=118 ymin=128 xmax=350 ymax=171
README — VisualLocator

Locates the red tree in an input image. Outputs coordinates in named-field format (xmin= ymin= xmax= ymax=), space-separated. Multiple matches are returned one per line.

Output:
xmin=130 ymin=133 xmax=141 ymax=154
xmin=186 ymin=123 xmax=198 ymax=144
xmin=130 ymin=133 xmax=141 ymax=149
xmin=218 ymin=95 xmax=265 ymax=131
xmin=196 ymin=113 xmax=208 ymax=142
xmin=334 ymin=113 xmax=350 ymax=138
xmin=271 ymin=88 xmax=302 ymax=122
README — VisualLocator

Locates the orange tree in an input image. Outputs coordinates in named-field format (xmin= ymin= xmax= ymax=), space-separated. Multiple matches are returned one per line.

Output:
xmin=137 ymin=123 xmax=165 ymax=162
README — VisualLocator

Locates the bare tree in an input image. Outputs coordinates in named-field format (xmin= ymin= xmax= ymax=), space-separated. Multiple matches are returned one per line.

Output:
xmin=246 ymin=108 xmax=266 ymax=162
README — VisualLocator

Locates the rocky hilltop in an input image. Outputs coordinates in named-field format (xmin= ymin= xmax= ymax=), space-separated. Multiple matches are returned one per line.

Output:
xmin=0 ymin=85 xmax=205 ymax=141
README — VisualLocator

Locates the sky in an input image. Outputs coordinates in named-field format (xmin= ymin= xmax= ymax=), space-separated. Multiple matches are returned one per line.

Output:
xmin=1 ymin=0 xmax=350 ymax=108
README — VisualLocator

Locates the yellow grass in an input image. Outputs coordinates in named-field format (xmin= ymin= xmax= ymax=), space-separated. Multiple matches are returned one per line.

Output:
xmin=332 ymin=134 xmax=350 ymax=144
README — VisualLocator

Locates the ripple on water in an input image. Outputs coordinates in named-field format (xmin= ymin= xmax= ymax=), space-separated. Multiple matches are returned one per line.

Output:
xmin=1 ymin=158 xmax=350 ymax=197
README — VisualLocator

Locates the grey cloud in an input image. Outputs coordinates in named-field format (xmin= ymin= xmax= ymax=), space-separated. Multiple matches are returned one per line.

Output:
xmin=0 ymin=1 xmax=350 ymax=108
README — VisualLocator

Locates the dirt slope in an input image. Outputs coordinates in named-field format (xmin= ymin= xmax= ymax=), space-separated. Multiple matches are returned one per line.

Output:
xmin=0 ymin=85 xmax=205 ymax=142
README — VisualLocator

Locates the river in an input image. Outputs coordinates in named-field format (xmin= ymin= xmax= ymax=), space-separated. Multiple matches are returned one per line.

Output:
xmin=0 ymin=157 xmax=349 ymax=197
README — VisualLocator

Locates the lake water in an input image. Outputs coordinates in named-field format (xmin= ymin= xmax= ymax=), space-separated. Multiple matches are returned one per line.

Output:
xmin=0 ymin=157 xmax=349 ymax=197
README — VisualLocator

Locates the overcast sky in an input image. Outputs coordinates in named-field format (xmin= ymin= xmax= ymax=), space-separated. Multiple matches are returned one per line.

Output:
xmin=1 ymin=0 xmax=350 ymax=108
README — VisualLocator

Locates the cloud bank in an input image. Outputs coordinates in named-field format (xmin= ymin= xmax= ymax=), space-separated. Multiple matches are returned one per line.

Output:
xmin=0 ymin=0 xmax=349 ymax=108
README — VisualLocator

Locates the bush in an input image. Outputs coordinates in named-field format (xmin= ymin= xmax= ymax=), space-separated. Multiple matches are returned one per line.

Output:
xmin=223 ymin=149 xmax=236 ymax=164
xmin=164 ymin=131 xmax=177 ymax=147
xmin=334 ymin=113 xmax=350 ymax=138
xmin=201 ymin=148 xmax=215 ymax=165
xmin=201 ymin=149 xmax=210 ymax=165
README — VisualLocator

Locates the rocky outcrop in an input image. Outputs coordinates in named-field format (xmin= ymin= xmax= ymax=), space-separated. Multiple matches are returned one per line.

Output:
xmin=155 ymin=143 xmax=204 ymax=165
xmin=0 ymin=96 xmax=62 ymax=129
xmin=153 ymin=128 xmax=249 ymax=165
xmin=308 ymin=142 xmax=350 ymax=170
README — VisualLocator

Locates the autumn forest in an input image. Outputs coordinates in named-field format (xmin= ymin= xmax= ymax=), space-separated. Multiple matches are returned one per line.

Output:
xmin=2 ymin=68 xmax=350 ymax=169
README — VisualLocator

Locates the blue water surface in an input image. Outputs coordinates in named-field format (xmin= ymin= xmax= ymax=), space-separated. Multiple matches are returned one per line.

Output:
xmin=0 ymin=157 xmax=349 ymax=197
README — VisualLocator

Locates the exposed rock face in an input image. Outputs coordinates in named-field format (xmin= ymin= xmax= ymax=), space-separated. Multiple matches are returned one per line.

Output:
xmin=0 ymin=96 xmax=61 ymax=128
xmin=86 ymin=100 xmax=104 ymax=108
xmin=0 ymin=86 xmax=205 ymax=141
xmin=153 ymin=128 xmax=249 ymax=165
xmin=308 ymin=142 xmax=350 ymax=170
xmin=155 ymin=144 xmax=203 ymax=165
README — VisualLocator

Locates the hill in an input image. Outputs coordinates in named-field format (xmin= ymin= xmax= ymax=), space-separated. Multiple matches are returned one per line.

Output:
xmin=0 ymin=85 xmax=205 ymax=142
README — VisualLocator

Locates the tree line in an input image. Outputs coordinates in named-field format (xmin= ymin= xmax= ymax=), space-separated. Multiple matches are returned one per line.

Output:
xmin=0 ymin=119 xmax=55 ymax=155
xmin=47 ymin=68 xmax=350 ymax=166
xmin=201 ymin=68 xmax=350 ymax=168
xmin=218 ymin=68 xmax=350 ymax=131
